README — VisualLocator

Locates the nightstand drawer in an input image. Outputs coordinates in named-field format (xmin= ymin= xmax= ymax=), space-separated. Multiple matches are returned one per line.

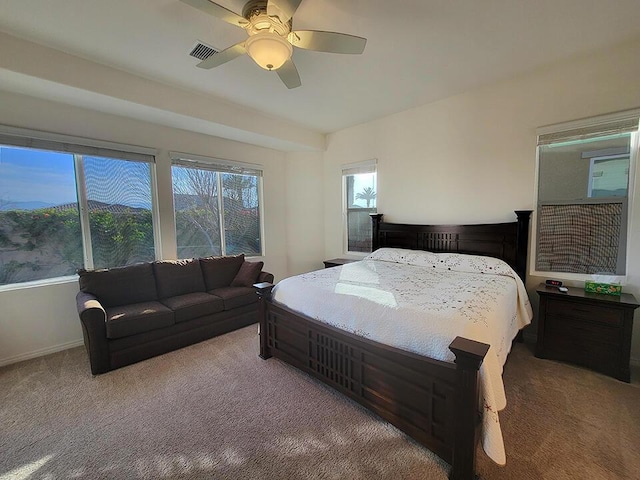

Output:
xmin=544 ymin=335 xmax=620 ymax=373
xmin=545 ymin=314 xmax=620 ymax=346
xmin=546 ymin=299 xmax=623 ymax=326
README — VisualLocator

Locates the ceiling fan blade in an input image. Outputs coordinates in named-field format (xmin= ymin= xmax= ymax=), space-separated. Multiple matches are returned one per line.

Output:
xmin=276 ymin=59 xmax=301 ymax=89
xmin=289 ymin=30 xmax=367 ymax=54
xmin=197 ymin=42 xmax=246 ymax=69
xmin=180 ymin=0 xmax=247 ymax=28
xmin=267 ymin=0 xmax=303 ymax=23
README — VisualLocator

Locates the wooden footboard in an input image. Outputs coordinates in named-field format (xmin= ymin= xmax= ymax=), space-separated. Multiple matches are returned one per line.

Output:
xmin=255 ymin=283 xmax=488 ymax=480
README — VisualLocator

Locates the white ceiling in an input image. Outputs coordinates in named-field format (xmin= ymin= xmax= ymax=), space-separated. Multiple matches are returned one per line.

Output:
xmin=1 ymin=0 xmax=640 ymax=135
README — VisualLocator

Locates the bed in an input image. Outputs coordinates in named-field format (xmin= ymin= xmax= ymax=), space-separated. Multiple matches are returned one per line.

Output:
xmin=255 ymin=211 xmax=532 ymax=480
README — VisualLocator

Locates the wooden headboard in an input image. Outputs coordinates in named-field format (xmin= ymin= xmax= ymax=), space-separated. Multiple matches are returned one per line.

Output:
xmin=370 ymin=211 xmax=532 ymax=280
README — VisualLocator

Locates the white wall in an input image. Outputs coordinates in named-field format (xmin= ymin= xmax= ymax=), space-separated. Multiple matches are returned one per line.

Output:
xmin=0 ymin=90 xmax=289 ymax=366
xmin=320 ymin=37 xmax=640 ymax=362
xmin=284 ymin=152 xmax=325 ymax=275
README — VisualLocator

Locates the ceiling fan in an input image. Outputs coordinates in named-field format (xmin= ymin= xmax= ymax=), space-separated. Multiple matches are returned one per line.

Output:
xmin=181 ymin=0 xmax=367 ymax=89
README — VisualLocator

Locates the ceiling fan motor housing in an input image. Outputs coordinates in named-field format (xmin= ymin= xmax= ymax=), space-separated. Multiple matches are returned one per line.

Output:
xmin=242 ymin=0 xmax=292 ymax=36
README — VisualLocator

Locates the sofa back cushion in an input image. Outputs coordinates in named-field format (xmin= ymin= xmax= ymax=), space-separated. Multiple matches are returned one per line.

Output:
xmin=200 ymin=254 xmax=245 ymax=290
xmin=154 ymin=259 xmax=206 ymax=298
xmin=78 ymin=263 xmax=158 ymax=308
xmin=231 ymin=261 xmax=264 ymax=287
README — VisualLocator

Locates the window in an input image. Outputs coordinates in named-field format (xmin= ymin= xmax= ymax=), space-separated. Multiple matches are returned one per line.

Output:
xmin=81 ymin=156 xmax=156 ymax=269
xmin=170 ymin=154 xmax=263 ymax=258
xmin=343 ymin=160 xmax=377 ymax=253
xmin=0 ymin=130 xmax=157 ymax=287
xmin=535 ymin=114 xmax=639 ymax=276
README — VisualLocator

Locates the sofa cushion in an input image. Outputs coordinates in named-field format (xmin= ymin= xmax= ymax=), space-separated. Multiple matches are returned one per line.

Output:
xmin=208 ymin=287 xmax=257 ymax=310
xmin=231 ymin=261 xmax=264 ymax=287
xmin=160 ymin=292 xmax=224 ymax=323
xmin=153 ymin=259 xmax=205 ymax=299
xmin=105 ymin=301 xmax=174 ymax=339
xmin=79 ymin=263 xmax=158 ymax=308
xmin=200 ymin=254 xmax=245 ymax=290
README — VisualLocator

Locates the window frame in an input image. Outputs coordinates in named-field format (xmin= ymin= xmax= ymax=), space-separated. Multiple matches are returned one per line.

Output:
xmin=0 ymin=126 xmax=160 ymax=290
xmin=531 ymin=110 xmax=640 ymax=282
xmin=169 ymin=152 xmax=265 ymax=258
xmin=342 ymin=159 xmax=378 ymax=256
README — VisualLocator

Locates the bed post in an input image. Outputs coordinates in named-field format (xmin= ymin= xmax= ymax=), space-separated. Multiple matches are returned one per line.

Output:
xmin=448 ymin=336 xmax=490 ymax=480
xmin=514 ymin=210 xmax=532 ymax=281
xmin=371 ymin=213 xmax=383 ymax=251
xmin=254 ymin=282 xmax=274 ymax=360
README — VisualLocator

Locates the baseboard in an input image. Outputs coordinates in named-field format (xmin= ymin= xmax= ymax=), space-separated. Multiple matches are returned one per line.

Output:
xmin=0 ymin=339 xmax=84 ymax=368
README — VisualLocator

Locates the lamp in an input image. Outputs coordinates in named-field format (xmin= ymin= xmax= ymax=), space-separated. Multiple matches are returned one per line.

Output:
xmin=245 ymin=32 xmax=292 ymax=71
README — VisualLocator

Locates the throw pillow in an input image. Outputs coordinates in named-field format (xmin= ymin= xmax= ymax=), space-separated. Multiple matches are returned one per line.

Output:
xmin=201 ymin=254 xmax=245 ymax=290
xmin=231 ymin=261 xmax=264 ymax=287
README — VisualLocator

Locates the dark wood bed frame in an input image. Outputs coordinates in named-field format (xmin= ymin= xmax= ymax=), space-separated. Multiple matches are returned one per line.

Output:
xmin=255 ymin=211 xmax=532 ymax=480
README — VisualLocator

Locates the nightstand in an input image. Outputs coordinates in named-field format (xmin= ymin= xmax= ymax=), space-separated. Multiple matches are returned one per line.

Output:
xmin=536 ymin=284 xmax=639 ymax=382
xmin=323 ymin=258 xmax=359 ymax=268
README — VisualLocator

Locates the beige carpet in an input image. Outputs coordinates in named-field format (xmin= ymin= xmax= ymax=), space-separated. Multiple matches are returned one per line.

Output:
xmin=1 ymin=326 xmax=638 ymax=480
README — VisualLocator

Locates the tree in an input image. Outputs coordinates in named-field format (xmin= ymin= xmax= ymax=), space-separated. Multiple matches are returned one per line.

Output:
xmin=172 ymin=168 xmax=222 ymax=256
xmin=356 ymin=187 xmax=376 ymax=208
xmin=0 ymin=207 xmax=83 ymax=284
xmin=222 ymin=174 xmax=260 ymax=254
xmin=172 ymin=167 xmax=262 ymax=257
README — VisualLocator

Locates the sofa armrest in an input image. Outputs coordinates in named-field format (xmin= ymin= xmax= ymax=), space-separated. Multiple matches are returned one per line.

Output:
xmin=257 ymin=271 xmax=274 ymax=284
xmin=76 ymin=291 xmax=110 ymax=375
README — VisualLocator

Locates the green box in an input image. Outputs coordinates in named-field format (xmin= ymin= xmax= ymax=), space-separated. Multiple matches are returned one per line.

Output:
xmin=584 ymin=281 xmax=622 ymax=296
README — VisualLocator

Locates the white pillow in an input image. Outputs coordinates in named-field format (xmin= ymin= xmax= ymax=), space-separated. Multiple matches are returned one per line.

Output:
xmin=365 ymin=248 xmax=437 ymax=265
xmin=367 ymin=248 xmax=515 ymax=277
xmin=424 ymin=252 xmax=515 ymax=277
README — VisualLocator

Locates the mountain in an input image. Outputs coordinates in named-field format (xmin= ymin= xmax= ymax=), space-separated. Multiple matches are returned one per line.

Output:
xmin=0 ymin=201 xmax=55 ymax=211
xmin=0 ymin=200 xmax=149 ymax=213
xmin=51 ymin=200 xmax=148 ymax=213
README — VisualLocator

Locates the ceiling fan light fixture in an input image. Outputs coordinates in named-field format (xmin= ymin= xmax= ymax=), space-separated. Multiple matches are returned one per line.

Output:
xmin=245 ymin=31 xmax=292 ymax=70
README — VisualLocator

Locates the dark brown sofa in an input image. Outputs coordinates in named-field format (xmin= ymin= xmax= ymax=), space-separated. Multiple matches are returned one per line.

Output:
xmin=76 ymin=254 xmax=273 ymax=375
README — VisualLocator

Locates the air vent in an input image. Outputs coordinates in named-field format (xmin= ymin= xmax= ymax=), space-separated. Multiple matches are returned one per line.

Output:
xmin=189 ymin=41 xmax=218 ymax=61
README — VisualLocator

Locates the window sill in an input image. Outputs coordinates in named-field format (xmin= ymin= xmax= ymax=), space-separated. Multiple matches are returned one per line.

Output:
xmin=0 ymin=275 xmax=78 ymax=293
xmin=530 ymin=270 xmax=627 ymax=286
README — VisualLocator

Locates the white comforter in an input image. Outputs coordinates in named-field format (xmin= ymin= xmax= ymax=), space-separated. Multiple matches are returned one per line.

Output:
xmin=272 ymin=248 xmax=533 ymax=465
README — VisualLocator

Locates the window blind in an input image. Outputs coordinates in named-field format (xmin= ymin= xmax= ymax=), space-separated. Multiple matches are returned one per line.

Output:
xmin=170 ymin=152 xmax=263 ymax=177
xmin=342 ymin=159 xmax=377 ymax=176
xmin=0 ymin=127 xmax=155 ymax=163
xmin=538 ymin=118 xmax=639 ymax=146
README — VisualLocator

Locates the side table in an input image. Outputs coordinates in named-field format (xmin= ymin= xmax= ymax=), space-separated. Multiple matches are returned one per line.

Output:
xmin=536 ymin=284 xmax=639 ymax=382
xmin=323 ymin=258 xmax=359 ymax=268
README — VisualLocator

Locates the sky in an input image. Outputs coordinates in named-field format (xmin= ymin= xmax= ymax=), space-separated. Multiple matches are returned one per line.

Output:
xmin=0 ymin=145 xmax=152 ymax=209
xmin=351 ymin=172 xmax=377 ymax=208
xmin=0 ymin=146 xmax=77 ymax=206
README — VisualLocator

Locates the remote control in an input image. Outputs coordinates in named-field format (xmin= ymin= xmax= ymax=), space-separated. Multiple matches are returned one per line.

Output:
xmin=558 ymin=286 xmax=568 ymax=293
